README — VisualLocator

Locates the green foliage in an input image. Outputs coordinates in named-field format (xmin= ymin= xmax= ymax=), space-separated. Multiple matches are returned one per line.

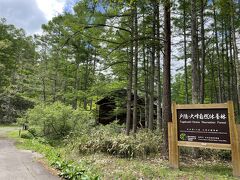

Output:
xmin=20 ymin=131 xmax=34 ymax=139
xmin=67 ymin=122 xmax=162 ymax=158
xmin=19 ymin=102 xmax=93 ymax=140
xmin=8 ymin=127 xmax=236 ymax=180
xmin=28 ymin=127 xmax=38 ymax=137
xmin=52 ymin=160 xmax=99 ymax=180
xmin=16 ymin=135 xmax=99 ymax=180
xmin=217 ymin=150 xmax=231 ymax=161
xmin=180 ymin=147 xmax=231 ymax=161
xmin=0 ymin=19 xmax=37 ymax=97
xmin=0 ymin=92 xmax=34 ymax=124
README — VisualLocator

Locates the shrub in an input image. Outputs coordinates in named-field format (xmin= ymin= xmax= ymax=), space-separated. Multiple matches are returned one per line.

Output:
xmin=28 ymin=128 xmax=38 ymax=137
xmin=52 ymin=160 xmax=99 ymax=180
xmin=217 ymin=150 xmax=231 ymax=161
xmin=20 ymin=131 xmax=34 ymax=139
xmin=18 ymin=102 xmax=93 ymax=141
xmin=68 ymin=123 xmax=162 ymax=159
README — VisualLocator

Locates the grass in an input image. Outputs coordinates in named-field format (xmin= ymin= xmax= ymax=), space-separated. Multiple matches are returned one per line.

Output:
xmin=7 ymin=129 xmax=21 ymax=139
xmin=6 ymin=128 xmax=238 ymax=180
xmin=7 ymin=129 xmax=99 ymax=179
xmin=0 ymin=123 xmax=18 ymax=127
xmin=62 ymin=153 xmax=236 ymax=180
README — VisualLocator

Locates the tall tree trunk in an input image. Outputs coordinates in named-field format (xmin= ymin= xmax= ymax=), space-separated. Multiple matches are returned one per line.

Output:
xmin=148 ymin=3 xmax=156 ymax=131
xmin=229 ymin=23 xmax=234 ymax=101
xmin=42 ymin=77 xmax=46 ymax=102
xmin=200 ymin=0 xmax=205 ymax=104
xmin=225 ymin=23 xmax=231 ymax=100
xmin=52 ymin=56 xmax=58 ymax=102
xmin=126 ymin=9 xmax=134 ymax=135
xmin=221 ymin=19 xmax=226 ymax=102
xmin=144 ymin=56 xmax=149 ymax=128
xmin=73 ymin=63 xmax=79 ymax=109
xmin=162 ymin=0 xmax=171 ymax=152
xmin=133 ymin=4 xmax=138 ymax=133
xmin=84 ymin=54 xmax=90 ymax=90
xmin=231 ymin=8 xmax=240 ymax=113
xmin=213 ymin=0 xmax=222 ymax=103
xmin=210 ymin=53 xmax=214 ymax=103
xmin=43 ymin=51 xmax=48 ymax=102
xmin=82 ymin=49 xmax=91 ymax=110
xmin=191 ymin=0 xmax=200 ymax=158
xmin=183 ymin=0 xmax=189 ymax=104
xmin=143 ymin=14 xmax=149 ymax=129
xmin=156 ymin=2 xmax=162 ymax=130
xmin=191 ymin=0 xmax=199 ymax=104
xmin=93 ymin=49 xmax=97 ymax=76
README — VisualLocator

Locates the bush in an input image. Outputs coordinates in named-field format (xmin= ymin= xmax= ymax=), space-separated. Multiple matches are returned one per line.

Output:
xmin=217 ymin=150 xmax=231 ymax=161
xmin=52 ymin=160 xmax=99 ymax=180
xmin=68 ymin=122 xmax=162 ymax=159
xmin=20 ymin=131 xmax=34 ymax=139
xmin=28 ymin=128 xmax=38 ymax=136
xmin=18 ymin=102 xmax=93 ymax=141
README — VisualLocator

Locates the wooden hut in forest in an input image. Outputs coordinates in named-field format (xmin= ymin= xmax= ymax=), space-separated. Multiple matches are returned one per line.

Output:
xmin=95 ymin=89 xmax=157 ymax=126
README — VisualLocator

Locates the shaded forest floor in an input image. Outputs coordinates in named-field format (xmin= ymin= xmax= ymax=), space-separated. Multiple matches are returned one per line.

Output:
xmin=5 ymin=127 xmax=238 ymax=180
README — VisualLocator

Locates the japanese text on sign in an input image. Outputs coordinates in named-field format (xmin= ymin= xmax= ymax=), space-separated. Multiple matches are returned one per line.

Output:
xmin=177 ymin=109 xmax=230 ymax=144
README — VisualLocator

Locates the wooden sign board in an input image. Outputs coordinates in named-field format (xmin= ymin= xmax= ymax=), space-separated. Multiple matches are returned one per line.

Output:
xmin=168 ymin=101 xmax=240 ymax=177
xmin=177 ymin=108 xmax=230 ymax=146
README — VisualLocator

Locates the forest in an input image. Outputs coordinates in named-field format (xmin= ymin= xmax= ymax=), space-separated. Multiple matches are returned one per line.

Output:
xmin=0 ymin=0 xmax=240 ymax=179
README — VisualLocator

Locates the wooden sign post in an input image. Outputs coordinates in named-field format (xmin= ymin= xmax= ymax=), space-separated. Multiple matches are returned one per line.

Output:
xmin=168 ymin=101 xmax=240 ymax=177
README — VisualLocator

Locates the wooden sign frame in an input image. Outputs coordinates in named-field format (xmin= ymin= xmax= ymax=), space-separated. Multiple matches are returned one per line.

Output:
xmin=168 ymin=101 xmax=240 ymax=177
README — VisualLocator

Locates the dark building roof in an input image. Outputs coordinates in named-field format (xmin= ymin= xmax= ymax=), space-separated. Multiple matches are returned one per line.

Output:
xmin=96 ymin=89 xmax=144 ymax=106
xmin=96 ymin=89 xmax=154 ymax=126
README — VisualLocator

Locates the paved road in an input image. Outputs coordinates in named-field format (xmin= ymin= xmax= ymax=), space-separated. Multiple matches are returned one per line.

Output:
xmin=0 ymin=127 xmax=60 ymax=180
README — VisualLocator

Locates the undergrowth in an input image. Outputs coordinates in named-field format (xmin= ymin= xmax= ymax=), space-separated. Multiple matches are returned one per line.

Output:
xmin=7 ymin=128 xmax=237 ymax=180
xmin=66 ymin=122 xmax=163 ymax=159
xmin=14 ymin=132 xmax=99 ymax=180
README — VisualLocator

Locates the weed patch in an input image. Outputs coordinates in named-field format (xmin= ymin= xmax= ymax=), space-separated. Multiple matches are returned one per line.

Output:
xmin=9 ymin=129 xmax=99 ymax=180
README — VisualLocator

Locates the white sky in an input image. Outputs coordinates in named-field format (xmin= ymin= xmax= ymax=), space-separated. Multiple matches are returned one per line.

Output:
xmin=36 ymin=0 xmax=66 ymax=21
xmin=0 ymin=0 xmax=69 ymax=35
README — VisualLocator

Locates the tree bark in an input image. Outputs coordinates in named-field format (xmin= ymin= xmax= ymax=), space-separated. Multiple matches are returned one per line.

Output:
xmin=213 ymin=0 xmax=222 ymax=103
xmin=156 ymin=2 xmax=162 ymax=130
xmin=133 ymin=4 xmax=138 ymax=133
xmin=126 ymin=9 xmax=134 ymax=135
xmin=52 ymin=55 xmax=59 ymax=102
xmin=231 ymin=7 xmax=240 ymax=113
xmin=162 ymin=0 xmax=171 ymax=152
xmin=221 ymin=19 xmax=226 ymax=102
xmin=72 ymin=63 xmax=79 ymax=109
xmin=229 ymin=22 xmax=234 ymax=101
xmin=191 ymin=0 xmax=199 ymax=104
xmin=148 ymin=3 xmax=156 ymax=131
xmin=142 ymin=13 xmax=149 ymax=129
xmin=200 ymin=0 xmax=206 ymax=104
xmin=225 ymin=23 xmax=231 ymax=100
xmin=183 ymin=0 xmax=189 ymax=104
xmin=191 ymin=1 xmax=200 ymax=158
